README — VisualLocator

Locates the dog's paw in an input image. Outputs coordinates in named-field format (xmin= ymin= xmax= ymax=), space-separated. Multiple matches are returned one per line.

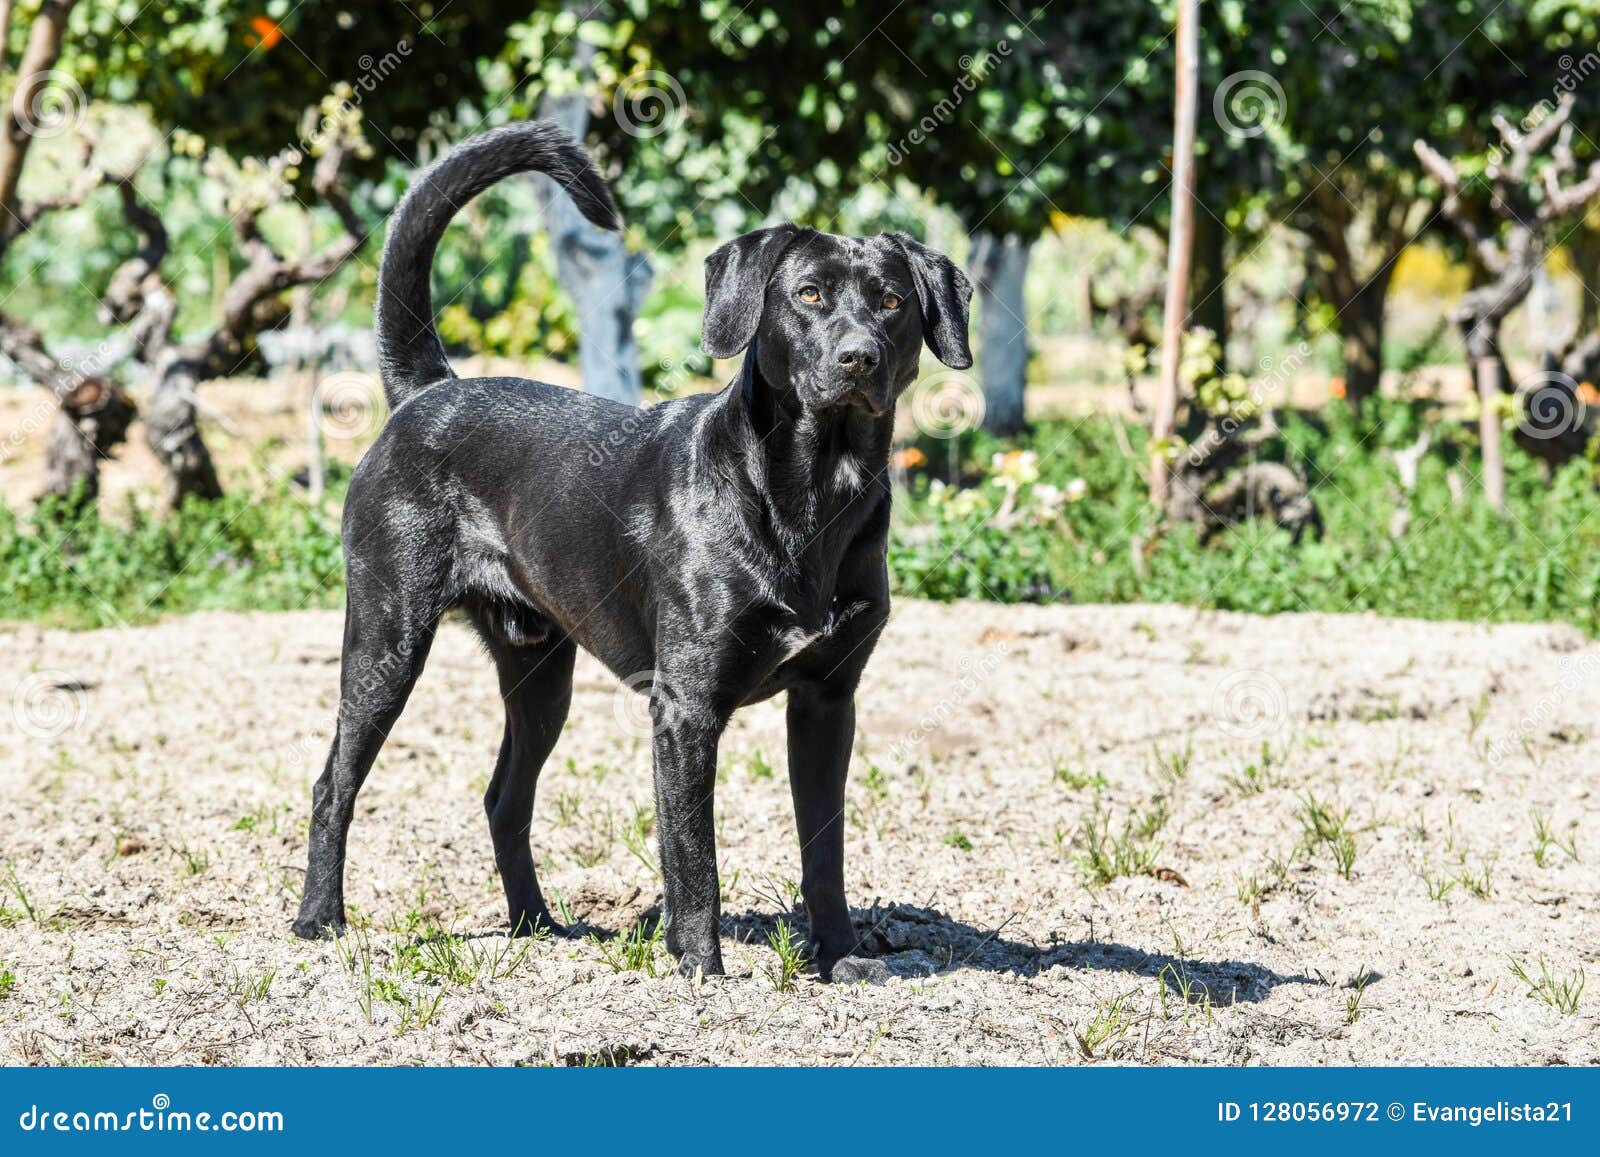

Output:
xmin=675 ymin=951 xmax=728 ymax=979
xmin=826 ymin=956 xmax=890 ymax=985
xmin=508 ymin=911 xmax=570 ymax=939
xmin=291 ymin=916 xmax=347 ymax=941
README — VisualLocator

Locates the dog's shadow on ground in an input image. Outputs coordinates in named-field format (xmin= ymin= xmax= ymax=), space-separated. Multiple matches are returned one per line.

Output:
xmin=715 ymin=901 xmax=1324 ymax=1003
xmin=514 ymin=894 xmax=1324 ymax=1003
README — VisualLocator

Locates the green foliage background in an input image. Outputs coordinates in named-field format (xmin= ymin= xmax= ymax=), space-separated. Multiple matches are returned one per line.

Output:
xmin=7 ymin=399 xmax=1598 ymax=635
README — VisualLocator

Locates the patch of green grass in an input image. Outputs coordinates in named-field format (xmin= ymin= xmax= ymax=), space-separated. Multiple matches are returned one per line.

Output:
xmin=1 ymin=865 xmax=41 ymax=925
xmin=1223 ymin=742 xmax=1285 ymax=796
xmin=622 ymin=805 xmax=657 ymax=874
xmin=1455 ymin=855 xmax=1496 ymax=899
xmin=1150 ymin=740 xmax=1194 ymax=788
xmin=1296 ymin=792 xmax=1357 ymax=878
xmin=224 ymin=966 xmax=275 ymax=1007
xmin=0 ymin=482 xmax=346 ymax=628
xmin=1530 ymin=810 xmax=1580 ymax=867
xmin=0 ymin=968 xmax=16 ymax=999
xmin=750 ymin=874 xmax=801 ymax=915
xmin=398 ymin=931 xmax=540 ymax=986
xmin=590 ymin=921 xmax=665 ymax=977
xmin=367 ymin=975 xmax=444 ymax=1034
xmin=1156 ymin=962 xmax=1215 ymax=1024
xmin=177 ymin=844 xmax=212 ymax=877
xmin=331 ymin=928 xmax=379 ymax=1023
xmin=1344 ymin=966 xmax=1373 ymax=1025
xmin=1053 ymin=765 xmax=1107 ymax=792
xmin=762 ymin=919 xmax=809 ymax=993
xmin=1419 ymin=865 xmax=1456 ymax=902
xmin=1076 ymin=800 xmax=1165 ymax=886
xmin=1508 ymin=956 xmax=1585 ymax=1015
xmin=1075 ymin=990 xmax=1140 ymax=1058
xmin=942 ymin=830 xmax=974 ymax=852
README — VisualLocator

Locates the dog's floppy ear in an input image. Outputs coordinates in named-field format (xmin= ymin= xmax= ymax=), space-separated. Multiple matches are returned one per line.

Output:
xmin=702 ymin=223 xmax=804 ymax=359
xmin=886 ymin=232 xmax=974 ymax=369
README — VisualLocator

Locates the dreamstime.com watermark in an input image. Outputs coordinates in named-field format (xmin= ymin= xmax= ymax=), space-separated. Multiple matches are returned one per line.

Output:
xmin=1211 ymin=668 xmax=1291 ymax=741
xmin=15 ymin=69 xmax=86 ymax=139
xmin=886 ymin=41 xmax=1012 ymax=165
xmin=1484 ymin=651 xmax=1599 ymax=766
xmin=313 ymin=370 xmax=387 ymax=441
xmin=1185 ymin=342 xmax=1311 ymax=469
xmin=908 ymin=368 xmax=985 ymax=439
xmin=613 ymin=70 xmax=687 ymax=139
xmin=11 ymin=670 xmax=88 ymax=741
xmin=278 ymin=628 xmax=415 ymax=768
xmin=17 ymin=1093 xmax=283 ymax=1134
xmin=1213 ymin=69 xmax=1285 ymax=140
xmin=887 ymin=641 xmax=1010 ymax=762
xmin=294 ymin=41 xmax=413 ymax=157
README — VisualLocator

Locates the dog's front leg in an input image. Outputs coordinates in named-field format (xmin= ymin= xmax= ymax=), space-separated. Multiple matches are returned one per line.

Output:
xmin=651 ymin=691 xmax=727 ymax=977
xmin=788 ymin=684 xmax=888 ymax=985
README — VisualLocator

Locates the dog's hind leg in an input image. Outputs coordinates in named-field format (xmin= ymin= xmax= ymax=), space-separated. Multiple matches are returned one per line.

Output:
xmin=293 ymin=549 xmax=444 ymax=940
xmin=479 ymin=628 xmax=576 ymax=936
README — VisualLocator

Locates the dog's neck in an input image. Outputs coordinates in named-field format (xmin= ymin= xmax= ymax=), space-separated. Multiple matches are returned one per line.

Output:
xmin=706 ymin=352 xmax=894 ymax=559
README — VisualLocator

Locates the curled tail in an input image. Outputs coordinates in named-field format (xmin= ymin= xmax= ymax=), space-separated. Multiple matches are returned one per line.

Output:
xmin=375 ymin=121 xmax=619 ymax=404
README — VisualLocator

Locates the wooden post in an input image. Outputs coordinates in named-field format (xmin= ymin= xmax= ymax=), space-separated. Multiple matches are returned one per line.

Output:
xmin=1151 ymin=0 xmax=1199 ymax=507
xmin=1476 ymin=355 xmax=1505 ymax=511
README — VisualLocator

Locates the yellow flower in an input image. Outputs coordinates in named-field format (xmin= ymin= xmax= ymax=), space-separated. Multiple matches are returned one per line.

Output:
xmin=990 ymin=449 xmax=1039 ymax=486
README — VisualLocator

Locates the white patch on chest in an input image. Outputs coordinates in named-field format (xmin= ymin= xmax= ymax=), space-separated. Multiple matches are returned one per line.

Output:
xmin=831 ymin=452 xmax=866 ymax=492
xmin=776 ymin=626 xmax=822 ymax=662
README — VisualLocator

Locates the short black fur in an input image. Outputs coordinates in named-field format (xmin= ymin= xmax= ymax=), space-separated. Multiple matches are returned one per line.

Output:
xmin=293 ymin=120 xmax=973 ymax=983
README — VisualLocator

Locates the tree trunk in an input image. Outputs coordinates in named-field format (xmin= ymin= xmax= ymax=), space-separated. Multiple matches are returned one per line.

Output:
xmin=143 ymin=361 xmax=222 ymax=508
xmin=1339 ymin=267 xmax=1392 ymax=408
xmin=1567 ymin=219 xmax=1600 ymax=339
xmin=37 ymin=379 xmax=137 ymax=510
xmin=1151 ymin=0 xmax=1199 ymax=507
xmin=1453 ymin=246 xmax=1537 ymax=511
xmin=0 ymin=316 xmax=135 ymax=509
xmin=968 ymin=230 xmax=1031 ymax=436
xmin=1188 ymin=208 xmax=1226 ymax=362
xmin=0 ymin=0 xmax=77 ymax=244
xmin=532 ymin=29 xmax=651 ymax=406
xmin=0 ymin=0 xmax=127 ymax=508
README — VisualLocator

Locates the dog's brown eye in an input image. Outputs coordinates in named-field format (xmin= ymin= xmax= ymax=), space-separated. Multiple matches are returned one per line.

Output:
xmin=882 ymin=293 xmax=902 ymax=310
xmin=798 ymin=286 xmax=821 ymax=303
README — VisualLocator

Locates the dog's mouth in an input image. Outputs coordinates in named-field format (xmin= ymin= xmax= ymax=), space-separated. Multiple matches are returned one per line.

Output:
xmin=809 ymin=379 xmax=889 ymax=417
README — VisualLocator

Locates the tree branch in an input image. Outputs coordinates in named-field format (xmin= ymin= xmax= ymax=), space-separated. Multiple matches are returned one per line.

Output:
xmin=1413 ymin=137 xmax=1504 ymax=273
xmin=176 ymin=109 xmax=370 ymax=379
xmin=0 ymin=0 xmax=78 ymax=252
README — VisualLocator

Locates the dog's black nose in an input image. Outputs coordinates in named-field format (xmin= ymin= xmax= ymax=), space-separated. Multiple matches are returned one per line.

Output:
xmin=836 ymin=338 xmax=881 ymax=373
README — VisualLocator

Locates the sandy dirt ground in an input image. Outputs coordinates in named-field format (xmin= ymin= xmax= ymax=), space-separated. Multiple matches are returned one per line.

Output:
xmin=1 ymin=601 xmax=1597 ymax=1066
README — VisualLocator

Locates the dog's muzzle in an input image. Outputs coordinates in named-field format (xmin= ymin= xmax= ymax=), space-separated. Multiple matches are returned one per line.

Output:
xmin=824 ymin=334 xmax=889 ymax=414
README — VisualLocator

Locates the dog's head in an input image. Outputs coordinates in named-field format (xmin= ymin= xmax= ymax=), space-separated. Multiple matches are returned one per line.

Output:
xmin=701 ymin=225 xmax=972 ymax=416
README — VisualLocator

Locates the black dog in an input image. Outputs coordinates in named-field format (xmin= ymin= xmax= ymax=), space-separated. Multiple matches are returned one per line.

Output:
xmin=292 ymin=121 xmax=972 ymax=982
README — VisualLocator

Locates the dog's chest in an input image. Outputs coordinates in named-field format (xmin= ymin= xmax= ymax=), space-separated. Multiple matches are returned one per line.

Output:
xmin=770 ymin=598 xmax=873 ymax=664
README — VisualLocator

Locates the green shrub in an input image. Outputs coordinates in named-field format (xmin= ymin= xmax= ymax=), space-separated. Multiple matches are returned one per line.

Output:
xmin=0 ymin=484 xmax=345 ymax=628
xmin=890 ymin=401 xmax=1600 ymax=635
